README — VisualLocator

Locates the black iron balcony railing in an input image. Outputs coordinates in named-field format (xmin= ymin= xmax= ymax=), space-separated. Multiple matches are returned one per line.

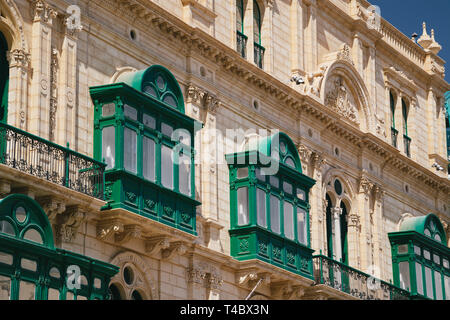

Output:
xmin=236 ymin=31 xmax=248 ymax=59
xmin=254 ymin=42 xmax=265 ymax=69
xmin=391 ymin=127 xmax=398 ymax=148
xmin=0 ymin=122 xmax=105 ymax=200
xmin=403 ymin=135 xmax=411 ymax=158
xmin=313 ymin=255 xmax=412 ymax=300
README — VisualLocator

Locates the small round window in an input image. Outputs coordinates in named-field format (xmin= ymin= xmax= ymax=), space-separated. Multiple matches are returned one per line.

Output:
xmin=23 ymin=228 xmax=43 ymax=245
xmin=131 ymin=290 xmax=143 ymax=300
xmin=279 ymin=141 xmax=287 ymax=155
xmin=285 ymin=157 xmax=295 ymax=168
xmin=15 ymin=206 xmax=27 ymax=224
xmin=163 ymin=94 xmax=177 ymax=108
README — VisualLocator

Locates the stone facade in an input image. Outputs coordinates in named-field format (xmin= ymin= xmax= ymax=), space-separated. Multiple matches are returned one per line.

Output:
xmin=0 ymin=0 xmax=449 ymax=300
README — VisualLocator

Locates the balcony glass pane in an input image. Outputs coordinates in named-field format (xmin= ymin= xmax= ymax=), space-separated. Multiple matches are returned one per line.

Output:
xmin=102 ymin=126 xmax=115 ymax=169
xmin=414 ymin=245 xmax=421 ymax=256
xmin=0 ymin=220 xmax=15 ymax=236
xmin=179 ymin=152 xmax=191 ymax=196
xmin=435 ymin=271 xmax=443 ymax=300
xmin=0 ymin=275 xmax=11 ymax=300
xmin=23 ymin=228 xmax=43 ymax=245
xmin=397 ymin=244 xmax=408 ymax=254
xmin=269 ymin=176 xmax=279 ymax=189
xmin=0 ymin=252 xmax=12 ymax=265
xmin=283 ymin=182 xmax=292 ymax=194
xmin=236 ymin=167 xmax=248 ymax=179
xmin=415 ymin=262 xmax=424 ymax=295
xmin=255 ymin=168 xmax=265 ymax=181
xmin=297 ymin=188 xmax=305 ymax=201
xmin=399 ymin=261 xmax=410 ymax=291
xmin=237 ymin=187 xmax=249 ymax=226
xmin=424 ymin=250 xmax=431 ymax=260
xmin=445 ymin=276 xmax=450 ymax=300
xmin=48 ymin=288 xmax=60 ymax=300
xmin=124 ymin=128 xmax=137 ymax=174
xmin=124 ymin=104 xmax=137 ymax=120
xmin=19 ymin=281 xmax=35 ymax=300
xmin=256 ymin=188 xmax=266 ymax=228
xmin=102 ymin=103 xmax=115 ymax=117
xmin=425 ymin=267 xmax=433 ymax=299
xmin=143 ymin=137 xmax=155 ymax=182
xmin=270 ymin=195 xmax=280 ymax=234
xmin=161 ymin=123 xmax=173 ymax=138
xmin=297 ymin=208 xmax=307 ymax=245
xmin=21 ymin=258 xmax=37 ymax=272
xmin=143 ymin=114 xmax=156 ymax=129
xmin=161 ymin=145 xmax=173 ymax=189
xmin=284 ymin=201 xmax=294 ymax=240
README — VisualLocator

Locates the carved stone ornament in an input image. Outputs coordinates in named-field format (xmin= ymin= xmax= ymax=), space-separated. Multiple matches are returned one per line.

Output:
xmin=325 ymin=76 xmax=360 ymax=125
xmin=30 ymin=0 xmax=57 ymax=24
xmin=186 ymin=85 xmax=221 ymax=114
xmin=186 ymin=262 xmax=224 ymax=289
xmin=337 ymin=44 xmax=354 ymax=66
xmin=145 ymin=236 xmax=170 ymax=255
xmin=55 ymin=206 xmax=86 ymax=243
xmin=306 ymin=65 xmax=328 ymax=97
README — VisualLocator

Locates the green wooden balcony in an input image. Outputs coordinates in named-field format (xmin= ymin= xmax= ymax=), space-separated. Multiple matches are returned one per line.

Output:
xmin=254 ymin=42 xmax=265 ymax=69
xmin=403 ymin=135 xmax=411 ymax=158
xmin=313 ymin=254 xmax=412 ymax=300
xmin=0 ymin=122 xmax=105 ymax=200
xmin=237 ymin=31 xmax=248 ymax=59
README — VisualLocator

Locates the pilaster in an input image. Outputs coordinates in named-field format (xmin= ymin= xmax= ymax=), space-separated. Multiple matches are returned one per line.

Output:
xmin=28 ymin=0 xmax=57 ymax=138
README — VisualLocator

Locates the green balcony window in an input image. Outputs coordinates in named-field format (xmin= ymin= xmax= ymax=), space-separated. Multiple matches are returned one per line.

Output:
xmin=389 ymin=214 xmax=450 ymax=300
xmin=90 ymin=65 xmax=201 ymax=235
xmin=226 ymin=132 xmax=316 ymax=279
xmin=0 ymin=194 xmax=118 ymax=300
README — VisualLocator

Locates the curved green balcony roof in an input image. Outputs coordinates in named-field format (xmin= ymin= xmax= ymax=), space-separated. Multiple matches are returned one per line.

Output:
xmin=116 ymin=65 xmax=185 ymax=113
xmin=399 ymin=213 xmax=447 ymax=246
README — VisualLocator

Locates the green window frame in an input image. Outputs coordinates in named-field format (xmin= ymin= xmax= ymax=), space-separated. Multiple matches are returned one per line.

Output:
xmin=90 ymin=65 xmax=201 ymax=235
xmin=389 ymin=214 xmax=449 ymax=300
xmin=0 ymin=194 xmax=118 ymax=300
xmin=402 ymin=98 xmax=409 ymax=137
xmin=226 ymin=132 xmax=316 ymax=279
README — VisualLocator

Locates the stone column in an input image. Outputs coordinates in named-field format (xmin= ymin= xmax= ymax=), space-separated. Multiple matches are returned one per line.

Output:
xmin=347 ymin=213 xmax=361 ymax=269
xmin=357 ymin=175 xmax=374 ymax=272
xmin=7 ymin=49 xmax=31 ymax=130
xmin=261 ymin=0 xmax=274 ymax=72
xmin=309 ymin=151 xmax=326 ymax=252
xmin=55 ymin=16 xmax=81 ymax=148
xmin=372 ymin=185 xmax=385 ymax=280
xmin=290 ymin=0 xmax=305 ymax=76
xmin=303 ymin=0 xmax=317 ymax=73
xmin=331 ymin=207 xmax=343 ymax=262
xmin=28 ymin=0 xmax=57 ymax=138
xmin=352 ymin=33 xmax=364 ymax=76
xmin=243 ymin=0 xmax=254 ymax=65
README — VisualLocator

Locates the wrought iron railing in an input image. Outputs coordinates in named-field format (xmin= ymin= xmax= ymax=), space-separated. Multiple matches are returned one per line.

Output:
xmin=403 ymin=135 xmax=411 ymax=158
xmin=313 ymin=255 xmax=411 ymax=300
xmin=254 ymin=43 xmax=265 ymax=69
xmin=236 ymin=31 xmax=248 ymax=59
xmin=0 ymin=122 xmax=105 ymax=200
xmin=391 ymin=127 xmax=398 ymax=148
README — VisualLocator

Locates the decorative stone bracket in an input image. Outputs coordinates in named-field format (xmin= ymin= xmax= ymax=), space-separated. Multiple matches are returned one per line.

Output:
xmin=37 ymin=196 xmax=66 ymax=222
xmin=114 ymin=224 xmax=142 ymax=244
xmin=96 ymin=218 xmax=124 ymax=240
xmin=161 ymin=241 xmax=187 ymax=260
xmin=271 ymin=281 xmax=305 ymax=300
xmin=237 ymin=270 xmax=271 ymax=287
xmin=55 ymin=206 xmax=86 ymax=243
xmin=145 ymin=236 xmax=171 ymax=255
xmin=186 ymin=262 xmax=224 ymax=290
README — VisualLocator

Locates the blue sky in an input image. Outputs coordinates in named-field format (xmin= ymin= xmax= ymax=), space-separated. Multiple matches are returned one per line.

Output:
xmin=370 ymin=0 xmax=450 ymax=83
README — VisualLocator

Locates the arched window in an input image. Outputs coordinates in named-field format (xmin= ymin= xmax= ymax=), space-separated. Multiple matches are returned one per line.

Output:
xmin=402 ymin=98 xmax=411 ymax=157
xmin=226 ymin=132 xmax=316 ymax=279
xmin=108 ymin=264 xmax=149 ymax=300
xmin=390 ymin=90 xmax=398 ymax=148
xmin=253 ymin=0 xmax=264 ymax=68
xmin=0 ymin=194 xmax=118 ymax=300
xmin=389 ymin=214 xmax=449 ymax=300
xmin=236 ymin=0 xmax=247 ymax=58
xmin=91 ymin=65 xmax=201 ymax=236
xmin=324 ymin=178 xmax=349 ymax=265
xmin=0 ymin=31 xmax=9 ymax=123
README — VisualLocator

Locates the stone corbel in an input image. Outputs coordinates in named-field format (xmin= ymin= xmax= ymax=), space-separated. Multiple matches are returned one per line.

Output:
xmin=272 ymin=282 xmax=305 ymax=300
xmin=0 ymin=180 xmax=11 ymax=198
xmin=237 ymin=271 xmax=258 ymax=286
xmin=145 ymin=236 xmax=171 ymax=255
xmin=205 ymin=271 xmax=224 ymax=290
xmin=55 ymin=206 xmax=86 ymax=243
xmin=161 ymin=241 xmax=187 ymax=260
xmin=114 ymin=224 xmax=142 ymax=244
xmin=96 ymin=218 xmax=124 ymax=240
xmin=359 ymin=171 xmax=374 ymax=196
xmin=37 ymin=196 xmax=66 ymax=222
